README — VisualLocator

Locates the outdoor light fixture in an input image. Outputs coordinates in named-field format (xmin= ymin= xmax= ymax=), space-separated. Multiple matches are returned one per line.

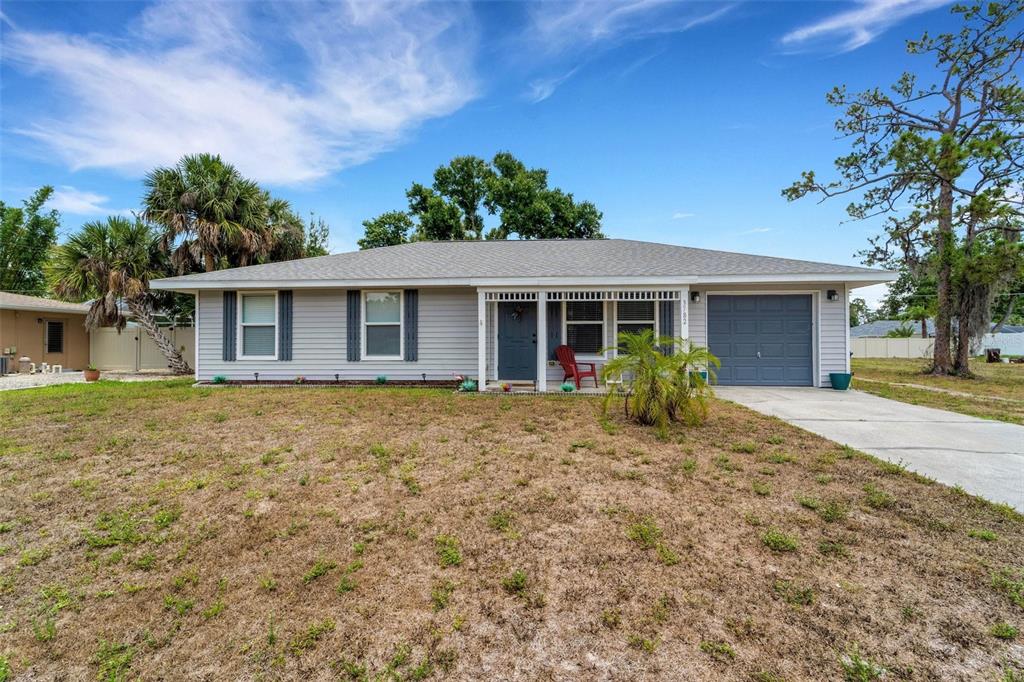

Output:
xmin=254 ymin=372 xmax=259 ymax=383
xmin=421 ymin=373 xmax=427 ymax=382
xmin=690 ymin=291 xmax=701 ymax=303
xmin=334 ymin=373 xmax=340 ymax=383
xmin=827 ymin=290 xmax=839 ymax=302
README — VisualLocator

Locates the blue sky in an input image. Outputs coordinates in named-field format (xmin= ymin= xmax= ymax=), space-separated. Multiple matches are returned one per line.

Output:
xmin=1 ymin=0 xmax=962 ymax=305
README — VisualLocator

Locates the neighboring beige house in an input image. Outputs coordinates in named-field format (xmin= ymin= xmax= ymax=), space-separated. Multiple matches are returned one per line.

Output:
xmin=0 ymin=292 xmax=91 ymax=372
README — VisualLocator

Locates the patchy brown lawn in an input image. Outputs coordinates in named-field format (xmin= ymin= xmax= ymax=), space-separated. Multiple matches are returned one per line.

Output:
xmin=1 ymin=380 xmax=1022 ymax=681
xmin=852 ymin=358 xmax=1024 ymax=425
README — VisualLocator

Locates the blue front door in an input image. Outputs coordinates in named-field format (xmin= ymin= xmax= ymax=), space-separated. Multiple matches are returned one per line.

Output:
xmin=498 ymin=302 xmax=537 ymax=381
xmin=708 ymin=295 xmax=813 ymax=386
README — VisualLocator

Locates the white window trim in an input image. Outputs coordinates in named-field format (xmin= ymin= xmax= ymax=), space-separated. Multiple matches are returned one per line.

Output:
xmin=562 ymin=301 xmax=605 ymax=359
xmin=237 ymin=291 xmax=278 ymax=360
xmin=361 ymin=289 xmax=404 ymax=361
xmin=613 ymin=301 xmax=658 ymax=337
xmin=44 ymin=319 xmax=65 ymax=354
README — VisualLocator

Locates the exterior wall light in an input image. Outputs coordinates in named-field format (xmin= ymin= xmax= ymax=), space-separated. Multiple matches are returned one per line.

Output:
xmin=826 ymin=290 xmax=840 ymax=302
xmin=690 ymin=291 xmax=701 ymax=303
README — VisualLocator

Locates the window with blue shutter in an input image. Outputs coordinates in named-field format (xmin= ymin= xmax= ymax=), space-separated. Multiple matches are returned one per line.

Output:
xmin=278 ymin=290 xmax=293 ymax=361
xmin=403 ymin=289 xmax=418 ymax=361
xmin=223 ymin=291 xmax=237 ymax=361
xmin=346 ymin=290 xmax=361 ymax=361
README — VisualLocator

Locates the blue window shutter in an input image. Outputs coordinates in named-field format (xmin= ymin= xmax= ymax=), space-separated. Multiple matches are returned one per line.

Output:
xmin=278 ymin=291 xmax=293 ymax=361
xmin=403 ymin=289 xmax=418 ymax=361
xmin=659 ymin=300 xmax=674 ymax=354
xmin=346 ymin=290 xmax=361 ymax=361
xmin=223 ymin=291 xmax=237 ymax=361
xmin=546 ymin=302 xmax=562 ymax=360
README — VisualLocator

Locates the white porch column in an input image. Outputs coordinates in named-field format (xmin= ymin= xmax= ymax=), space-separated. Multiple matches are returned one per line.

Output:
xmin=536 ymin=292 xmax=547 ymax=392
xmin=477 ymin=290 xmax=486 ymax=392
xmin=679 ymin=286 xmax=690 ymax=344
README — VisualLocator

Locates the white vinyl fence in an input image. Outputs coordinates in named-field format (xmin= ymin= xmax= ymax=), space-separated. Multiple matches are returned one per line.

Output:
xmin=90 ymin=327 xmax=195 ymax=372
xmin=851 ymin=337 xmax=935 ymax=359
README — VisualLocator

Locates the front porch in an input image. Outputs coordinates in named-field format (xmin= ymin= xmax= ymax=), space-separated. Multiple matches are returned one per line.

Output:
xmin=475 ymin=287 xmax=689 ymax=392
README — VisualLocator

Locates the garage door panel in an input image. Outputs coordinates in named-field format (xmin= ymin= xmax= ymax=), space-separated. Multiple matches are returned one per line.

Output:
xmin=709 ymin=295 xmax=813 ymax=386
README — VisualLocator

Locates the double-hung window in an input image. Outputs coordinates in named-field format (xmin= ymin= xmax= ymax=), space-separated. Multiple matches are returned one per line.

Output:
xmin=564 ymin=301 xmax=604 ymax=355
xmin=240 ymin=293 xmax=277 ymax=358
xmin=616 ymin=300 xmax=657 ymax=339
xmin=364 ymin=291 xmax=402 ymax=358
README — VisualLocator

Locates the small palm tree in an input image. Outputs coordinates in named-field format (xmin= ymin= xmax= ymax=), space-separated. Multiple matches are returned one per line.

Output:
xmin=600 ymin=330 xmax=719 ymax=436
xmin=143 ymin=153 xmax=268 ymax=272
xmin=48 ymin=217 xmax=192 ymax=375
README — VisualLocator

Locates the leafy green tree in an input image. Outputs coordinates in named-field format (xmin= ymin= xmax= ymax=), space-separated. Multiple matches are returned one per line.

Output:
xmin=359 ymin=152 xmax=604 ymax=247
xmin=849 ymin=298 xmax=873 ymax=327
xmin=143 ymin=153 xmax=269 ymax=272
xmin=358 ymin=211 xmax=414 ymax=250
xmin=0 ymin=186 xmax=60 ymax=295
xmin=48 ymin=217 xmax=191 ymax=374
xmin=885 ymin=325 xmax=916 ymax=338
xmin=303 ymin=214 xmax=331 ymax=258
xmin=783 ymin=2 xmax=1024 ymax=376
xmin=991 ymin=274 xmax=1024 ymax=331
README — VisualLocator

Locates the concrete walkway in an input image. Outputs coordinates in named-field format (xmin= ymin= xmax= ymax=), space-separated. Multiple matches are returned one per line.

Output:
xmin=716 ymin=386 xmax=1024 ymax=512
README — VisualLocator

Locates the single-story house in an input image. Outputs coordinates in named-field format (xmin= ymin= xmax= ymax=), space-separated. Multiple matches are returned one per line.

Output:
xmin=150 ymin=239 xmax=895 ymax=389
xmin=0 ymin=292 xmax=91 ymax=373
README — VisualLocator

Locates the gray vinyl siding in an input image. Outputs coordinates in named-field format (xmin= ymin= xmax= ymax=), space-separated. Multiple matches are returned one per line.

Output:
xmin=687 ymin=284 xmax=848 ymax=387
xmin=197 ymin=287 xmax=477 ymax=382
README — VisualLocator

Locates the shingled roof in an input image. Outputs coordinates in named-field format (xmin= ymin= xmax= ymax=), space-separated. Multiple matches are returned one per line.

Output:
xmin=0 ymin=292 xmax=91 ymax=315
xmin=151 ymin=239 xmax=892 ymax=289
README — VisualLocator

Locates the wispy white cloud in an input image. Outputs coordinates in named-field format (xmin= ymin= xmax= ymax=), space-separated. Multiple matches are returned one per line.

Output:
xmin=526 ymin=67 xmax=580 ymax=103
xmin=522 ymin=2 xmax=732 ymax=101
xmin=781 ymin=0 xmax=949 ymax=53
xmin=672 ymin=212 xmax=695 ymax=220
xmin=46 ymin=186 xmax=132 ymax=217
xmin=3 ymin=0 xmax=478 ymax=185
xmin=740 ymin=227 xmax=772 ymax=235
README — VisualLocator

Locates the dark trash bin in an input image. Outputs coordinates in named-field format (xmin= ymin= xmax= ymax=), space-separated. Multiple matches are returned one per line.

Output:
xmin=986 ymin=348 xmax=1001 ymax=363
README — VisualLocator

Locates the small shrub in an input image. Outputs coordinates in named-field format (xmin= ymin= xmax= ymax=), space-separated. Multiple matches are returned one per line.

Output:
xmin=435 ymin=535 xmax=462 ymax=567
xmin=336 ymin=575 xmax=356 ymax=594
xmin=502 ymin=569 xmax=528 ymax=595
xmin=773 ymin=579 xmax=814 ymax=606
xmin=731 ymin=441 xmax=757 ymax=454
xmin=488 ymin=510 xmax=514 ymax=533
xmin=863 ymin=484 xmax=894 ymax=510
xmin=818 ymin=540 xmax=848 ymax=557
xmin=968 ymin=529 xmax=997 ymax=542
xmin=700 ymin=640 xmax=736 ymax=661
xmin=655 ymin=543 xmax=680 ymax=566
xmin=289 ymin=619 xmax=335 ymax=656
xmin=211 ymin=375 xmax=227 ymax=384
xmin=626 ymin=517 xmax=663 ymax=549
xmin=94 ymin=641 xmax=133 ymax=682
xmin=152 ymin=508 xmax=180 ymax=529
xmin=818 ymin=500 xmax=848 ymax=523
xmin=600 ymin=608 xmax=621 ymax=628
xmin=752 ymin=480 xmax=771 ymax=496
xmin=627 ymin=633 xmax=658 ymax=653
xmin=796 ymin=495 xmax=820 ymax=510
xmin=840 ymin=645 xmax=885 ymax=681
xmin=990 ymin=622 xmax=1018 ymax=640
xmin=431 ymin=580 xmax=455 ymax=611
xmin=302 ymin=559 xmax=337 ymax=584
xmin=992 ymin=569 xmax=1024 ymax=608
xmin=762 ymin=528 xmax=798 ymax=552
xmin=375 ymin=375 xmax=388 ymax=384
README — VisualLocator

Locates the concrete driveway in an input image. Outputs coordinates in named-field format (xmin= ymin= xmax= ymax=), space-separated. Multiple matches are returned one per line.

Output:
xmin=716 ymin=386 xmax=1024 ymax=512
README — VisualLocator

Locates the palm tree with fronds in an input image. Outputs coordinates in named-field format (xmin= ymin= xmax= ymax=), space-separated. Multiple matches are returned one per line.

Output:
xmin=48 ymin=217 xmax=192 ymax=375
xmin=142 ymin=153 xmax=269 ymax=273
xmin=600 ymin=329 xmax=719 ymax=436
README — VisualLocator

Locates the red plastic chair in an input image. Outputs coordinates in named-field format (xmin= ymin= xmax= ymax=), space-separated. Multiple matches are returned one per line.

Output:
xmin=555 ymin=345 xmax=599 ymax=389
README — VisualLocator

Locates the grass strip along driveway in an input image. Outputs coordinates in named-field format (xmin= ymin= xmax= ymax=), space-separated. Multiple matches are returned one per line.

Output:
xmin=852 ymin=358 xmax=1024 ymax=425
xmin=0 ymin=380 xmax=1022 ymax=680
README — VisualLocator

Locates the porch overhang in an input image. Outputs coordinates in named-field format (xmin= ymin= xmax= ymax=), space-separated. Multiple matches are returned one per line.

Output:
xmin=476 ymin=286 xmax=689 ymax=392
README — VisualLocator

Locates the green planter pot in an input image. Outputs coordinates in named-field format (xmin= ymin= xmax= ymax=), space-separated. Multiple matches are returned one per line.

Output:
xmin=829 ymin=372 xmax=853 ymax=391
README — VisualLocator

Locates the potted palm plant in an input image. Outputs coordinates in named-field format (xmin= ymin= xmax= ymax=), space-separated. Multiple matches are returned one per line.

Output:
xmin=84 ymin=364 xmax=100 ymax=382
